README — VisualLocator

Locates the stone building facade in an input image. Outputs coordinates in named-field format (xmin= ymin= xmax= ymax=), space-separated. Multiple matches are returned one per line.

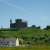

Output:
xmin=0 ymin=38 xmax=16 ymax=47
xmin=10 ymin=19 xmax=27 ymax=29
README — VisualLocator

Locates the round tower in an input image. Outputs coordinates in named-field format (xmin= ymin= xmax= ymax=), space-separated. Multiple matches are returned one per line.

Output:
xmin=10 ymin=19 xmax=12 ymax=24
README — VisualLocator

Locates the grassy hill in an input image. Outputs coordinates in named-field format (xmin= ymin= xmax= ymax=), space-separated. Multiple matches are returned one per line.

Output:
xmin=0 ymin=28 xmax=50 ymax=46
xmin=0 ymin=28 xmax=50 ymax=38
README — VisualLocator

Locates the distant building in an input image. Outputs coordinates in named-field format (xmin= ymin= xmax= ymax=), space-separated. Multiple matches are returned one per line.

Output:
xmin=10 ymin=19 xmax=27 ymax=29
xmin=0 ymin=38 xmax=16 ymax=47
xmin=0 ymin=38 xmax=24 ymax=47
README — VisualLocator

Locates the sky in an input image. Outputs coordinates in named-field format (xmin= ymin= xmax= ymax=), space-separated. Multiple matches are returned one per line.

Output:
xmin=0 ymin=0 xmax=50 ymax=28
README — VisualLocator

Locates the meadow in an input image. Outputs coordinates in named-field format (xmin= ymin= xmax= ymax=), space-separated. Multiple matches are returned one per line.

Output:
xmin=0 ymin=46 xmax=50 ymax=50
xmin=0 ymin=28 xmax=50 ymax=50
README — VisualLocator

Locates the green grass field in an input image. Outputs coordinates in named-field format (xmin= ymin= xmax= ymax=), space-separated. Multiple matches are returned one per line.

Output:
xmin=0 ymin=46 xmax=50 ymax=50
xmin=0 ymin=28 xmax=50 ymax=38
xmin=0 ymin=28 xmax=50 ymax=50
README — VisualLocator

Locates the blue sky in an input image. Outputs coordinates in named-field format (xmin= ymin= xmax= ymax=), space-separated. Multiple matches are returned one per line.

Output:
xmin=0 ymin=0 xmax=50 ymax=28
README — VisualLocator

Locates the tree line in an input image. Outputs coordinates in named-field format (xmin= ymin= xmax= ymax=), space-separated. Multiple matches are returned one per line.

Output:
xmin=31 ymin=25 xmax=50 ymax=30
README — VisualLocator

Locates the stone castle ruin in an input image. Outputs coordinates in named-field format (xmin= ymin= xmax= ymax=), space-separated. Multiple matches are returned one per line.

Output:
xmin=10 ymin=19 xmax=27 ymax=29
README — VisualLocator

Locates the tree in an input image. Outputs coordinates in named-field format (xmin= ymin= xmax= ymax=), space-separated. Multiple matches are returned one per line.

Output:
xmin=44 ymin=25 xmax=50 ymax=30
xmin=36 ymin=26 xmax=41 ymax=29
xmin=31 ymin=25 xmax=36 ymax=28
